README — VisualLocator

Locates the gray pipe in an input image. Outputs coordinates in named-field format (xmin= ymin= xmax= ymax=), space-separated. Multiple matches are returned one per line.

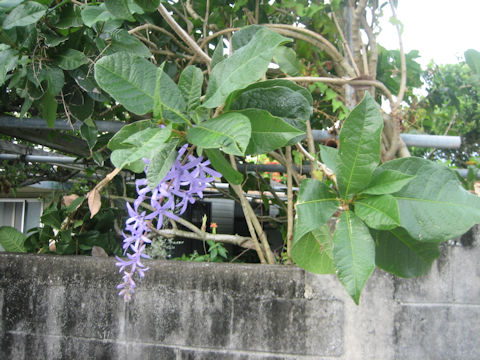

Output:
xmin=311 ymin=130 xmax=461 ymax=149
xmin=0 ymin=154 xmax=78 ymax=163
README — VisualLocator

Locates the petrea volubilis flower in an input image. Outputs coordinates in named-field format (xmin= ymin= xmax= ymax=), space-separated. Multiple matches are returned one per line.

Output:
xmin=115 ymin=144 xmax=221 ymax=301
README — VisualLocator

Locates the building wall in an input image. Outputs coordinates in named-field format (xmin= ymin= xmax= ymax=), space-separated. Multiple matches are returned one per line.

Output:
xmin=0 ymin=227 xmax=479 ymax=360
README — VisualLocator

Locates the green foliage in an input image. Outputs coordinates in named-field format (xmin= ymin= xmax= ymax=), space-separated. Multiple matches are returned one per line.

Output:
xmin=0 ymin=226 xmax=26 ymax=252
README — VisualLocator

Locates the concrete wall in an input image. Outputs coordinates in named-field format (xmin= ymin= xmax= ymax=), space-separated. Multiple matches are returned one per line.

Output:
xmin=0 ymin=227 xmax=479 ymax=360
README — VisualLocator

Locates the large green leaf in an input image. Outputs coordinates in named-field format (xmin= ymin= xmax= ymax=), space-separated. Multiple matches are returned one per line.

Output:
xmin=154 ymin=62 xmax=188 ymax=123
xmin=235 ymin=109 xmax=304 ymax=154
xmin=55 ymin=49 xmax=88 ymax=71
xmin=361 ymin=169 xmax=415 ymax=195
xmin=204 ymin=149 xmax=243 ymax=185
xmin=319 ymin=145 xmax=338 ymax=174
xmin=41 ymin=92 xmax=57 ymax=129
xmin=211 ymin=36 xmax=226 ymax=69
xmin=354 ymin=194 xmax=400 ymax=230
xmin=146 ymin=140 xmax=178 ymax=190
xmin=95 ymin=52 xmax=156 ymax=115
xmin=336 ymin=92 xmax=383 ymax=199
xmin=110 ymin=29 xmax=151 ymax=58
xmin=333 ymin=211 xmax=375 ymax=304
xmin=105 ymin=0 xmax=134 ymax=21
xmin=38 ymin=66 xmax=64 ymax=96
xmin=186 ymin=112 xmax=251 ymax=156
xmin=178 ymin=65 xmax=203 ymax=111
xmin=273 ymin=45 xmax=302 ymax=76
xmin=110 ymin=126 xmax=171 ymax=170
xmin=133 ymin=0 xmax=160 ymax=12
xmin=291 ymin=225 xmax=335 ymax=274
xmin=374 ymin=227 xmax=440 ymax=278
xmin=202 ymin=27 xmax=291 ymax=108
xmin=377 ymin=157 xmax=480 ymax=242
xmin=231 ymin=25 xmax=263 ymax=50
xmin=81 ymin=4 xmax=115 ymax=27
xmin=0 ymin=46 xmax=17 ymax=87
xmin=2 ymin=1 xmax=46 ymax=29
xmin=108 ymin=119 xmax=157 ymax=150
xmin=293 ymin=178 xmax=339 ymax=243
xmin=0 ymin=226 xmax=26 ymax=253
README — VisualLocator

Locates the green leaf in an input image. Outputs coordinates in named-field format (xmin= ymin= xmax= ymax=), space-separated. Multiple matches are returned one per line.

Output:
xmin=120 ymin=127 xmax=163 ymax=146
xmin=211 ymin=36 xmax=226 ymax=68
xmin=94 ymin=52 xmax=156 ymax=115
xmin=362 ymin=169 xmax=415 ymax=195
xmin=56 ymin=5 xmax=83 ymax=29
xmin=41 ymin=208 xmax=62 ymax=229
xmin=108 ymin=119 xmax=157 ymax=150
xmin=333 ymin=211 xmax=375 ymax=304
xmin=65 ymin=196 xmax=86 ymax=214
xmin=146 ymin=140 xmax=178 ymax=190
xmin=133 ymin=0 xmax=160 ymax=12
xmin=178 ymin=65 xmax=203 ymax=111
xmin=465 ymin=49 xmax=480 ymax=75
xmin=154 ymin=62 xmax=188 ymax=123
xmin=204 ymin=149 xmax=243 ymax=185
xmin=234 ymin=109 xmax=304 ymax=154
xmin=229 ymin=85 xmax=312 ymax=127
xmin=273 ymin=45 xmax=302 ymax=76
xmin=0 ymin=226 xmax=26 ymax=253
xmin=319 ymin=145 xmax=338 ymax=174
xmin=2 ymin=1 xmax=46 ymax=29
xmin=0 ymin=46 xmax=17 ymax=87
xmin=231 ymin=25 xmax=262 ymax=50
xmin=336 ymin=92 xmax=383 ymax=199
xmin=377 ymin=157 xmax=480 ymax=242
xmin=354 ymin=194 xmax=400 ymax=230
xmin=55 ymin=49 xmax=88 ymax=71
xmin=291 ymin=225 xmax=335 ymax=274
xmin=374 ymin=227 xmax=440 ymax=278
xmin=187 ymin=112 xmax=251 ymax=156
xmin=293 ymin=178 xmax=339 ymax=243
xmin=110 ymin=29 xmax=151 ymax=58
xmin=41 ymin=92 xmax=57 ymax=128
xmin=110 ymin=126 xmax=172 ymax=170
xmin=38 ymin=66 xmax=64 ymax=96
xmin=80 ymin=122 xmax=98 ymax=149
xmin=81 ymin=4 xmax=115 ymax=27
xmin=203 ymin=27 xmax=291 ymax=108
xmin=105 ymin=0 xmax=134 ymax=21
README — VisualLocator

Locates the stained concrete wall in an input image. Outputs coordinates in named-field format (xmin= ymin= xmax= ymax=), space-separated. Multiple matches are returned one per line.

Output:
xmin=0 ymin=227 xmax=479 ymax=360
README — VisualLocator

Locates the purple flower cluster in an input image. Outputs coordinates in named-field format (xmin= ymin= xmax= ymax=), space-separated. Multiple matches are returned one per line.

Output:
xmin=115 ymin=145 xmax=221 ymax=301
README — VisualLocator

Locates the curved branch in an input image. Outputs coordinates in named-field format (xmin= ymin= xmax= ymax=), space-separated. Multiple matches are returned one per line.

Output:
xmin=128 ymin=23 xmax=192 ymax=54
xmin=389 ymin=0 xmax=407 ymax=109
xmin=283 ymin=76 xmax=395 ymax=105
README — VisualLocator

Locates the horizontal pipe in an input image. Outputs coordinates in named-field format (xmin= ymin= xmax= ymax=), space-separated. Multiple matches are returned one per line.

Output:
xmin=1 ymin=117 xmax=463 ymax=149
xmin=0 ymin=154 xmax=78 ymax=163
xmin=311 ymin=130 xmax=461 ymax=149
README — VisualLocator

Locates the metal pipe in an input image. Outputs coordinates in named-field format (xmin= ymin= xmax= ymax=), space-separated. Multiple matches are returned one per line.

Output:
xmin=311 ymin=130 xmax=461 ymax=149
xmin=0 ymin=116 xmax=124 ymax=133
xmin=0 ymin=154 xmax=78 ymax=163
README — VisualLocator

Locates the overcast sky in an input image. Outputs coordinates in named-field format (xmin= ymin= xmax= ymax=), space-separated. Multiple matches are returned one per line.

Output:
xmin=377 ymin=0 xmax=480 ymax=66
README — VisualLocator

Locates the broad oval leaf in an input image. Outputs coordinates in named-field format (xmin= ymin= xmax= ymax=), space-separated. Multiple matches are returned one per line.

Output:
xmin=134 ymin=0 xmax=160 ymax=12
xmin=154 ymin=62 xmax=187 ymax=123
xmin=81 ymin=4 xmax=115 ymax=27
xmin=94 ymin=52 xmax=156 ymax=115
xmin=178 ymin=65 xmax=203 ymax=111
xmin=377 ymin=157 xmax=480 ymax=242
xmin=354 ymin=194 xmax=400 ymax=230
xmin=203 ymin=27 xmax=291 ymax=108
xmin=333 ymin=211 xmax=375 ymax=305
xmin=55 ymin=49 xmax=88 ymax=71
xmin=105 ymin=0 xmax=134 ymax=21
xmin=146 ymin=140 xmax=178 ymax=190
xmin=0 ymin=226 xmax=26 ymax=253
xmin=374 ymin=227 xmax=441 ymax=278
xmin=319 ymin=145 xmax=338 ymax=174
xmin=110 ymin=126 xmax=172 ymax=169
xmin=336 ymin=92 xmax=383 ymax=199
xmin=292 ymin=225 xmax=335 ymax=274
xmin=235 ymin=109 xmax=305 ymax=154
xmin=205 ymin=149 xmax=243 ymax=185
xmin=108 ymin=119 xmax=157 ymax=150
xmin=362 ymin=169 xmax=415 ymax=195
xmin=273 ymin=45 xmax=302 ymax=76
xmin=2 ymin=1 xmax=46 ymax=29
xmin=293 ymin=178 xmax=339 ymax=243
xmin=186 ymin=112 xmax=251 ymax=156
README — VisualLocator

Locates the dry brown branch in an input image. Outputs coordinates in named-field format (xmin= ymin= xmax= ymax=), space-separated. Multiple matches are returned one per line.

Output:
xmin=128 ymin=23 xmax=192 ymax=54
xmin=285 ymin=146 xmax=294 ymax=264
xmin=158 ymin=4 xmax=211 ymax=64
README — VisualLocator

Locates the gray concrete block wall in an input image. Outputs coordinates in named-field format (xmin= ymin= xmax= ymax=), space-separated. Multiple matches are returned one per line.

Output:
xmin=0 ymin=227 xmax=479 ymax=359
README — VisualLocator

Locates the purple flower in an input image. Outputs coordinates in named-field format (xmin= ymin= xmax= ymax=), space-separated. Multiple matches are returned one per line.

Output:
xmin=115 ymin=144 xmax=221 ymax=301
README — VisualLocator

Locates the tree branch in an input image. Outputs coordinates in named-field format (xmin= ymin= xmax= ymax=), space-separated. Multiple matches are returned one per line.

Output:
xmin=389 ymin=0 xmax=406 ymax=109
xmin=158 ymin=4 xmax=211 ymax=64
xmin=285 ymin=146 xmax=294 ymax=264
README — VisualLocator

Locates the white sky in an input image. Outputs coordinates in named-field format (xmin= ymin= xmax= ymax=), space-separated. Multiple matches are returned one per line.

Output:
xmin=377 ymin=0 xmax=480 ymax=67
